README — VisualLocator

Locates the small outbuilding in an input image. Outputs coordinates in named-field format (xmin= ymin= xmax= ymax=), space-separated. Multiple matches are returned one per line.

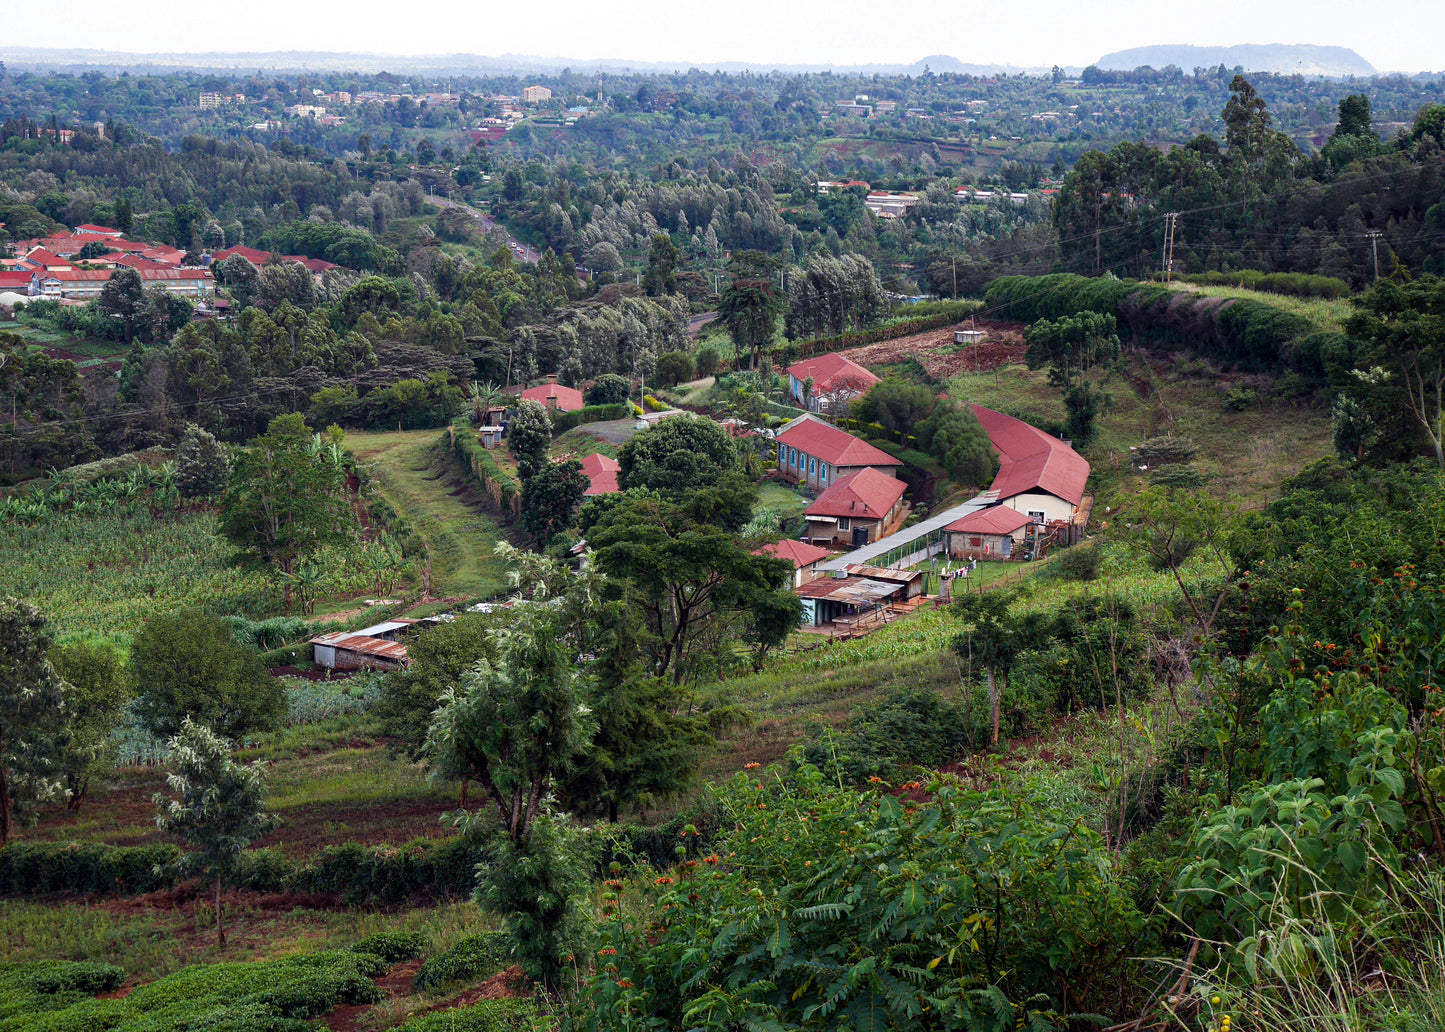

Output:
xmin=944 ymin=505 xmax=1034 ymax=560
xmin=309 ymin=631 xmax=411 ymax=671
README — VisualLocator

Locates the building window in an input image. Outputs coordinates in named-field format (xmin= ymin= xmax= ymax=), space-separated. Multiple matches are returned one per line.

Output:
xmin=838 ymin=517 xmax=850 ymax=530
xmin=820 ymin=463 xmax=829 ymax=483
xmin=1028 ymin=510 xmax=1046 ymax=525
xmin=809 ymin=457 xmax=817 ymax=475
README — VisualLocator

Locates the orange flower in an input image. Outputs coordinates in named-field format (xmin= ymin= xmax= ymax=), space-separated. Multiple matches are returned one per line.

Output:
xmin=744 ymin=762 xmax=760 ymax=770
xmin=598 ymin=947 xmax=618 ymax=956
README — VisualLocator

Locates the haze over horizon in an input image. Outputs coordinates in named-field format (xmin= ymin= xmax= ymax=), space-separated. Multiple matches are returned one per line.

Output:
xmin=4 ymin=0 xmax=1442 ymax=74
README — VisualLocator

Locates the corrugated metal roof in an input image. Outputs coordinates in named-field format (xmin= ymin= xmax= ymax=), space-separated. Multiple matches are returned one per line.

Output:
xmin=794 ymin=576 xmax=904 ymax=605
xmin=308 ymin=632 xmax=410 ymax=660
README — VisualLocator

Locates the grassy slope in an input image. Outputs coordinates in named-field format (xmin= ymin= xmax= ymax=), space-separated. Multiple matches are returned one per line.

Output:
xmin=944 ymin=357 xmax=1334 ymax=505
xmin=346 ymin=429 xmax=510 ymax=602
xmin=1163 ymin=281 xmax=1351 ymax=333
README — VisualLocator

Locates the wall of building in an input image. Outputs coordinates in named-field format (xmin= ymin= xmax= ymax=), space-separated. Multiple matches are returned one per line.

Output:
xmin=1000 ymin=491 xmax=1076 ymax=525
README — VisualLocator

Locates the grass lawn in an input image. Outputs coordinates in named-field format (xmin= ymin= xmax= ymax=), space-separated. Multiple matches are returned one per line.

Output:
xmin=753 ymin=479 xmax=810 ymax=520
xmin=346 ymin=429 xmax=511 ymax=602
xmin=551 ymin=427 xmax=617 ymax=460
xmin=945 ymin=355 xmax=1334 ymax=505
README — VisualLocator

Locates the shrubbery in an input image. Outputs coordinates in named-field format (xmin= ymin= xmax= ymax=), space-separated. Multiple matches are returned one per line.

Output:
xmin=1162 ymin=268 xmax=1351 ymax=299
xmin=549 ymin=403 xmax=630 ymax=434
xmin=447 ymin=419 xmax=520 ymax=517
xmin=352 ymin=931 xmax=428 ymax=963
xmin=395 ymin=999 xmax=539 ymax=1031
xmin=411 ymin=931 xmax=512 ymax=991
xmin=0 ymin=842 xmax=182 ymax=896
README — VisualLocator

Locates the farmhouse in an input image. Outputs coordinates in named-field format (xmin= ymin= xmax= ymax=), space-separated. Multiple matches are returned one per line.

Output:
xmin=775 ymin=415 xmax=901 ymax=492
xmin=786 ymin=353 xmax=879 ymax=413
xmin=579 ymin=452 xmax=621 ymax=496
xmin=754 ymin=539 xmax=835 ymax=589
xmin=309 ymin=629 xmax=410 ymax=671
xmin=793 ymin=565 xmax=922 ymax=628
xmin=943 ymin=505 xmax=1034 ymax=560
xmin=972 ymin=405 xmax=1090 ymax=525
xmin=803 ymin=467 xmax=909 ymax=548
xmin=520 ymin=382 xmax=585 ymax=413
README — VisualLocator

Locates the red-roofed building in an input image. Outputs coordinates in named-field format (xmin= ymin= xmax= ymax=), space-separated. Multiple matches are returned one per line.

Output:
xmin=972 ymin=405 xmax=1090 ymax=525
xmin=803 ymin=467 xmax=908 ymax=548
xmin=211 ymin=245 xmax=273 ymax=265
xmin=141 ymin=246 xmax=186 ymax=266
xmin=24 ymin=248 xmax=72 ymax=272
xmin=786 ymin=353 xmax=880 ymax=413
xmin=579 ymin=452 xmax=620 ymax=496
xmin=97 ymin=253 xmax=172 ymax=272
xmin=754 ymin=539 xmax=835 ymax=588
xmin=520 ymin=382 xmax=585 ymax=413
xmin=282 ymin=255 xmax=338 ymax=274
xmin=943 ymin=505 xmax=1033 ymax=560
xmin=775 ymin=415 xmax=901 ymax=491
xmin=0 ymin=271 xmax=35 ymax=294
xmin=73 ymin=224 xmax=123 ymax=237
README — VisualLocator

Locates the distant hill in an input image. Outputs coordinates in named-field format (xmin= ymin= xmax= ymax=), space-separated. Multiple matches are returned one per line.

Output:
xmin=0 ymin=45 xmax=1049 ymax=78
xmin=1095 ymin=44 xmax=1375 ymax=77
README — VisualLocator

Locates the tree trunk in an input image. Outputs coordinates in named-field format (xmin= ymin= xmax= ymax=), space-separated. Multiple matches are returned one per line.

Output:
xmin=987 ymin=668 xmax=1000 ymax=748
xmin=216 ymin=875 xmax=226 ymax=945
xmin=0 ymin=765 xmax=10 ymax=845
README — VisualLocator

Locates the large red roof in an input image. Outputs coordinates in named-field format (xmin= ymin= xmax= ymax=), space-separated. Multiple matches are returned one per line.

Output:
xmin=520 ymin=382 xmax=585 ymax=412
xmin=805 ymin=467 xmax=906 ymax=520
xmin=754 ymin=539 xmax=834 ymax=568
xmin=944 ymin=506 xmax=1034 ymax=535
xmin=579 ymin=452 xmax=620 ymax=495
xmin=25 ymin=248 xmax=68 ymax=267
xmin=786 ymin=352 xmax=880 ymax=395
xmin=0 ymin=271 xmax=33 ymax=289
xmin=213 ymin=245 xmax=273 ymax=265
xmin=971 ymin=405 xmax=1089 ymax=505
xmin=776 ymin=418 xmax=901 ymax=469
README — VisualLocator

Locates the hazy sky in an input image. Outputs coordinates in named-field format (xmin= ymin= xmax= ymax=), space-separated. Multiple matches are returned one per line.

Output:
xmin=10 ymin=0 xmax=1444 ymax=73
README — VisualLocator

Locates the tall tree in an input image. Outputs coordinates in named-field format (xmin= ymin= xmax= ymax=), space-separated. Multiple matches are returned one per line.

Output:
xmin=718 ymin=277 xmax=783 ymax=371
xmin=1023 ymin=312 xmax=1121 ymax=445
xmin=506 ymin=398 xmax=553 ymax=481
xmin=153 ymin=719 xmax=278 ymax=945
xmin=48 ymin=642 xmax=131 ymax=812
xmin=521 ymin=458 xmax=589 ymax=545
xmin=642 ymin=233 xmax=678 ymax=296
xmin=1347 ymin=276 xmax=1445 ymax=467
xmin=131 ymin=613 xmax=286 ymax=740
xmin=424 ymin=610 xmax=588 ymax=842
xmin=0 ymin=597 xmax=67 ymax=844
xmin=95 ymin=267 xmax=147 ymax=344
xmin=617 ymin=413 xmax=739 ymax=496
xmin=218 ymin=412 xmax=352 ymax=581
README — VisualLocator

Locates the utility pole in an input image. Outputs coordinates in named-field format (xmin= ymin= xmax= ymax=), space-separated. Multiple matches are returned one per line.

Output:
xmin=1366 ymin=230 xmax=1382 ymax=281
xmin=1162 ymin=212 xmax=1179 ymax=282
xmin=952 ymin=256 xmax=957 ymax=301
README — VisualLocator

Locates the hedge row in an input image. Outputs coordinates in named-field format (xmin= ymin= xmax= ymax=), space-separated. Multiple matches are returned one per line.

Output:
xmin=1159 ymin=269 xmax=1351 ymax=299
xmin=775 ymin=300 xmax=983 ymax=362
xmin=550 ymin=402 xmax=630 ymax=434
xmin=984 ymin=274 xmax=1354 ymax=378
xmin=446 ymin=419 xmax=521 ymax=518
xmin=0 ymin=819 xmax=722 ymax=902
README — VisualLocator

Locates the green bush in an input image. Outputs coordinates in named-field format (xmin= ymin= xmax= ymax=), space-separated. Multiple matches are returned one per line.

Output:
xmin=0 ymin=842 xmax=182 ymax=897
xmin=395 ymin=999 xmax=538 ymax=1031
xmin=777 ymin=299 xmax=981 ymax=360
xmin=351 ymin=931 xmax=428 ymax=963
xmin=0 ymin=951 xmax=382 ymax=1031
xmin=548 ymin=403 xmax=630 ymax=434
xmin=411 ymin=932 xmax=512 ymax=991
xmin=299 ymin=837 xmax=483 ymax=904
xmin=802 ymin=688 xmax=979 ymax=782
xmin=1047 ymin=545 xmax=1101 ymax=582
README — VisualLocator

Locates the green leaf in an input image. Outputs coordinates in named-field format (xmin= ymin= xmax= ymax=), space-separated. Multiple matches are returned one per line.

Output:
xmin=1336 ymin=838 xmax=1366 ymax=875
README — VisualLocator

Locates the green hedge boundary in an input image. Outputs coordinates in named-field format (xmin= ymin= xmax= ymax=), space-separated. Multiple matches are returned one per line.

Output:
xmin=983 ymin=273 xmax=1354 ymax=379
xmin=445 ymin=418 xmax=520 ymax=518
xmin=550 ymin=403 xmax=630 ymax=434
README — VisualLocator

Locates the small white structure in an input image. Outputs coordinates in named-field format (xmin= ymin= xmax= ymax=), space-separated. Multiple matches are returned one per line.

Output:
xmin=954 ymin=329 xmax=987 ymax=345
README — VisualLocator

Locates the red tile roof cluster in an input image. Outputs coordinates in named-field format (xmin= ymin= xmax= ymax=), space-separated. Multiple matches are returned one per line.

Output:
xmin=786 ymin=353 xmax=880 ymax=396
xmin=579 ymin=452 xmax=620 ymax=495
xmin=805 ymin=467 xmax=906 ymax=520
xmin=754 ymin=539 xmax=834 ymax=568
xmin=971 ymin=405 xmax=1089 ymax=506
xmin=944 ymin=506 xmax=1033 ymax=536
xmin=776 ymin=418 xmax=901 ymax=469
xmin=520 ymin=382 xmax=585 ymax=412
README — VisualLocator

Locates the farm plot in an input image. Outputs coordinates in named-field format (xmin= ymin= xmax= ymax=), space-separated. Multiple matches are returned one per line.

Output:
xmin=841 ymin=319 xmax=1028 ymax=382
xmin=1 ymin=508 xmax=279 ymax=644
